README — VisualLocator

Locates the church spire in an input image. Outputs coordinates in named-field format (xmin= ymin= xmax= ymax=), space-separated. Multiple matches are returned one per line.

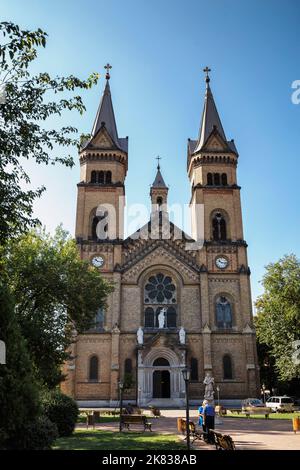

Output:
xmin=150 ymin=157 xmax=168 ymax=209
xmin=91 ymin=63 xmax=119 ymax=146
xmin=194 ymin=67 xmax=226 ymax=153
xmin=151 ymin=156 xmax=167 ymax=189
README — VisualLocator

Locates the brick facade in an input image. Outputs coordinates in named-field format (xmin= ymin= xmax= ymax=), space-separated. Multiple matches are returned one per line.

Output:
xmin=61 ymin=72 xmax=260 ymax=405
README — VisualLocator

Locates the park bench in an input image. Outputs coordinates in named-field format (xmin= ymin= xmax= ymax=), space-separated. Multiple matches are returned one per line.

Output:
xmin=210 ymin=430 xmax=236 ymax=450
xmin=188 ymin=421 xmax=204 ymax=443
xmin=179 ymin=419 xmax=204 ymax=444
xmin=121 ymin=414 xmax=152 ymax=432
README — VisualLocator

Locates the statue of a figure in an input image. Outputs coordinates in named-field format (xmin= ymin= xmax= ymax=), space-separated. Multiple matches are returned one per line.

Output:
xmin=203 ymin=372 xmax=215 ymax=401
xmin=179 ymin=326 xmax=186 ymax=344
xmin=158 ymin=308 xmax=166 ymax=329
xmin=137 ymin=327 xmax=143 ymax=345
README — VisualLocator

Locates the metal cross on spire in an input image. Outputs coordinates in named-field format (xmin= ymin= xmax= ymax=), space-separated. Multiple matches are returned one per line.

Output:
xmin=203 ymin=66 xmax=211 ymax=84
xmin=156 ymin=155 xmax=161 ymax=170
xmin=104 ymin=63 xmax=112 ymax=80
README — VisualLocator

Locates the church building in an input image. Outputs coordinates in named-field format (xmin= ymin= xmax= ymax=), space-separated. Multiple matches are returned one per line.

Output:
xmin=61 ymin=65 xmax=260 ymax=406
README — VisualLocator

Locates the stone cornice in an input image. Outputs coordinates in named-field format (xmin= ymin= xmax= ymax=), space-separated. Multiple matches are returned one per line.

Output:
xmin=192 ymin=183 xmax=241 ymax=193
xmin=204 ymin=239 xmax=248 ymax=248
xmin=79 ymin=151 xmax=127 ymax=167
xmin=77 ymin=182 xmax=125 ymax=189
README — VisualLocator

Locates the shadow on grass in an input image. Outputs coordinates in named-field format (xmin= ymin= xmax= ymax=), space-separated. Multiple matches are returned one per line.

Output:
xmin=53 ymin=430 xmax=186 ymax=450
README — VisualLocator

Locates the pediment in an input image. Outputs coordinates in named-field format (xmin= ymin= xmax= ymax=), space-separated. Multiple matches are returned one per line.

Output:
xmin=119 ymin=242 xmax=200 ymax=283
xmin=202 ymin=131 xmax=230 ymax=152
xmin=87 ymin=127 xmax=117 ymax=150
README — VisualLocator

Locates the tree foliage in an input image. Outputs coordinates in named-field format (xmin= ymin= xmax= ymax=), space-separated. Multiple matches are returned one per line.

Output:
xmin=1 ymin=226 xmax=113 ymax=387
xmin=0 ymin=277 xmax=41 ymax=448
xmin=255 ymin=254 xmax=300 ymax=381
xmin=0 ymin=21 xmax=99 ymax=243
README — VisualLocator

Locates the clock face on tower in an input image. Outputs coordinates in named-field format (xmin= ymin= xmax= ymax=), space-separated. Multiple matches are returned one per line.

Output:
xmin=215 ymin=256 xmax=228 ymax=269
xmin=91 ymin=256 xmax=104 ymax=268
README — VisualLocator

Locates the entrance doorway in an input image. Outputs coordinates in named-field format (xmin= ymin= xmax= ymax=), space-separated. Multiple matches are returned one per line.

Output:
xmin=153 ymin=370 xmax=170 ymax=398
xmin=152 ymin=358 xmax=171 ymax=398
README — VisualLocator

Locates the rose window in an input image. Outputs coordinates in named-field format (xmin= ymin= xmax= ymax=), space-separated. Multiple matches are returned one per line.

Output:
xmin=144 ymin=273 xmax=176 ymax=304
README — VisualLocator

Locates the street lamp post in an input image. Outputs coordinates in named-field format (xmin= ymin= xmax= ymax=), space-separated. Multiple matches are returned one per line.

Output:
xmin=182 ymin=368 xmax=191 ymax=451
xmin=119 ymin=381 xmax=124 ymax=432
xmin=262 ymin=383 xmax=266 ymax=404
xmin=216 ymin=386 xmax=220 ymax=407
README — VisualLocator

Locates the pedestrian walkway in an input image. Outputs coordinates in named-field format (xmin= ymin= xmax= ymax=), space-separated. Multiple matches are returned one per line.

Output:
xmin=78 ymin=408 xmax=300 ymax=450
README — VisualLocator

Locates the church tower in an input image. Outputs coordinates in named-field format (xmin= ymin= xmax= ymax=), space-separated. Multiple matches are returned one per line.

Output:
xmin=150 ymin=158 xmax=168 ymax=211
xmin=188 ymin=68 xmax=259 ymax=397
xmin=75 ymin=64 xmax=128 ymax=245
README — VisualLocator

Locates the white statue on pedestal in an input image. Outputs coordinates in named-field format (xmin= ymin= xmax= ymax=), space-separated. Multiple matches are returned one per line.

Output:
xmin=179 ymin=326 xmax=186 ymax=344
xmin=158 ymin=308 xmax=166 ymax=328
xmin=203 ymin=372 xmax=215 ymax=401
xmin=137 ymin=327 xmax=143 ymax=345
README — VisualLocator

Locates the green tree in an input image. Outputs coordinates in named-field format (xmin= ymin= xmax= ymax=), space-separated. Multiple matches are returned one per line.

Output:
xmin=255 ymin=254 xmax=300 ymax=381
xmin=0 ymin=276 xmax=41 ymax=448
xmin=1 ymin=226 xmax=113 ymax=387
xmin=0 ymin=21 xmax=99 ymax=243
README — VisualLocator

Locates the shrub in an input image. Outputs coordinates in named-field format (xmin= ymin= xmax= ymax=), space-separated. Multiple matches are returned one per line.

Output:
xmin=42 ymin=391 xmax=78 ymax=437
xmin=7 ymin=417 xmax=58 ymax=450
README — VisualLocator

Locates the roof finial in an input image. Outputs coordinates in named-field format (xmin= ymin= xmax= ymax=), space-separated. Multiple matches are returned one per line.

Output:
xmin=203 ymin=66 xmax=211 ymax=84
xmin=104 ymin=63 xmax=112 ymax=80
xmin=156 ymin=155 xmax=161 ymax=170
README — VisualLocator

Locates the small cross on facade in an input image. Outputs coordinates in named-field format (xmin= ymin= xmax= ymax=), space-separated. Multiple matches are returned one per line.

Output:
xmin=156 ymin=156 xmax=161 ymax=170
xmin=203 ymin=66 xmax=211 ymax=82
xmin=104 ymin=63 xmax=112 ymax=80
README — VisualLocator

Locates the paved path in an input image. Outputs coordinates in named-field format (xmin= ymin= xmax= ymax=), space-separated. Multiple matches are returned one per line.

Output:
xmin=78 ymin=408 xmax=300 ymax=450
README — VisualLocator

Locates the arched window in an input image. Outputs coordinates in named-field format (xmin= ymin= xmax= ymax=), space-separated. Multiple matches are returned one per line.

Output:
xmin=191 ymin=358 xmax=198 ymax=381
xmin=214 ymin=173 xmax=220 ymax=185
xmin=125 ymin=358 xmax=132 ymax=374
xmin=207 ymin=173 xmax=213 ymax=185
xmin=98 ymin=171 xmax=104 ymax=184
xmin=144 ymin=273 xmax=177 ymax=328
xmin=145 ymin=307 xmax=154 ymax=327
xmin=91 ymin=209 xmax=108 ymax=240
xmin=212 ymin=212 xmax=227 ymax=241
xmin=216 ymin=296 xmax=233 ymax=329
xmin=89 ymin=355 xmax=99 ymax=381
xmin=221 ymin=173 xmax=228 ymax=186
xmin=91 ymin=170 xmax=96 ymax=183
xmin=95 ymin=307 xmax=104 ymax=329
xmin=166 ymin=307 xmax=176 ymax=328
xmin=106 ymin=171 xmax=112 ymax=184
xmin=223 ymin=355 xmax=233 ymax=379
xmin=92 ymin=216 xmax=99 ymax=240
xmin=156 ymin=196 xmax=163 ymax=208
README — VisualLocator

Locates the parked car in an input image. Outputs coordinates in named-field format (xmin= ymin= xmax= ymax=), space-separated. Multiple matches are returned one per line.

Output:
xmin=241 ymin=398 xmax=270 ymax=415
xmin=265 ymin=396 xmax=294 ymax=412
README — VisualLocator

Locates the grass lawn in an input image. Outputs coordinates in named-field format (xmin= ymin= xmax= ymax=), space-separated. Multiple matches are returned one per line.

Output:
xmin=224 ymin=412 xmax=300 ymax=420
xmin=53 ymin=430 xmax=185 ymax=450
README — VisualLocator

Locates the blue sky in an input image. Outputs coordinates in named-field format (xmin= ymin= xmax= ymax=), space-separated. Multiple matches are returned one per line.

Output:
xmin=2 ymin=0 xmax=300 ymax=303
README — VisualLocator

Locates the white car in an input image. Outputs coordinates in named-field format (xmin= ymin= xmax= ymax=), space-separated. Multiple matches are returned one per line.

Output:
xmin=265 ymin=396 xmax=294 ymax=412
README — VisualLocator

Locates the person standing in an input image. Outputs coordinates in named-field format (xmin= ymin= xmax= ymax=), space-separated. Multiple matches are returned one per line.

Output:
xmin=198 ymin=402 xmax=205 ymax=430
xmin=203 ymin=400 xmax=215 ymax=444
